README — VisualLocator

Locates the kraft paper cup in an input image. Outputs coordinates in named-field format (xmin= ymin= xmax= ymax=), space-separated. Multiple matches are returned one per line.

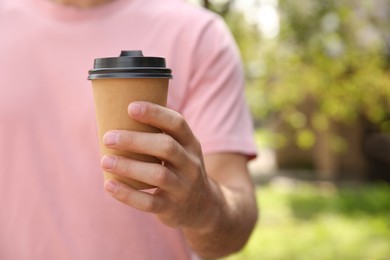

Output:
xmin=88 ymin=51 xmax=172 ymax=190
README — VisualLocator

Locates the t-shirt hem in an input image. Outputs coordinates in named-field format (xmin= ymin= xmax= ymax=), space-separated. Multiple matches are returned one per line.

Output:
xmin=200 ymin=136 xmax=258 ymax=160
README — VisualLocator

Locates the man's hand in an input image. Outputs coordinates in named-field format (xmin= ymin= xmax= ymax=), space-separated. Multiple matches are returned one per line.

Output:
xmin=100 ymin=101 xmax=219 ymax=229
xmin=100 ymin=101 xmax=258 ymax=258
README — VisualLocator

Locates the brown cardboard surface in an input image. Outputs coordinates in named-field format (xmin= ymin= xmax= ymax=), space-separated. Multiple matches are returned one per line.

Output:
xmin=92 ymin=78 xmax=169 ymax=189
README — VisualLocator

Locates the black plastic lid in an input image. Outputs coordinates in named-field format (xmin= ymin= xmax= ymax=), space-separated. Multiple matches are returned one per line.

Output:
xmin=88 ymin=50 xmax=173 ymax=80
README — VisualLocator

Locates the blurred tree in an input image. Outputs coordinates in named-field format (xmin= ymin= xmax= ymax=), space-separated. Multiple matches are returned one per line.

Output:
xmin=203 ymin=0 xmax=209 ymax=9
xmin=255 ymin=0 xmax=390 ymax=178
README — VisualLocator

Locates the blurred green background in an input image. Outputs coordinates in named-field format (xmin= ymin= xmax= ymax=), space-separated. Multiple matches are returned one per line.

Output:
xmin=189 ymin=0 xmax=390 ymax=259
xmin=226 ymin=182 xmax=390 ymax=260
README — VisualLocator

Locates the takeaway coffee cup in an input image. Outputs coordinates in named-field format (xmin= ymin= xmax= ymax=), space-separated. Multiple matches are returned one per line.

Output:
xmin=88 ymin=50 xmax=173 ymax=190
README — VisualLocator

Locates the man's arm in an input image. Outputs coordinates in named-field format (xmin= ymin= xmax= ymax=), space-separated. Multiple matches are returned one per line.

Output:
xmin=182 ymin=153 xmax=258 ymax=258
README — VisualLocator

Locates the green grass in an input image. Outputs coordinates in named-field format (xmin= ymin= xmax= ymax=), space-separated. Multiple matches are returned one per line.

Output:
xmin=222 ymin=181 xmax=390 ymax=260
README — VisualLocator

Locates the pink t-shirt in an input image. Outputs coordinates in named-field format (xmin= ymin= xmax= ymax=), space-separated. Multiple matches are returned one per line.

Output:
xmin=0 ymin=0 xmax=257 ymax=259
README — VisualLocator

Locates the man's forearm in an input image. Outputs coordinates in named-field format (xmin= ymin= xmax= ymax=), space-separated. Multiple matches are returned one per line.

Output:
xmin=182 ymin=180 xmax=258 ymax=259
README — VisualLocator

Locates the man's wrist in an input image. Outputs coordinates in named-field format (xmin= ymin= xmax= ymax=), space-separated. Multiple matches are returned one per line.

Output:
xmin=181 ymin=180 xmax=238 ymax=258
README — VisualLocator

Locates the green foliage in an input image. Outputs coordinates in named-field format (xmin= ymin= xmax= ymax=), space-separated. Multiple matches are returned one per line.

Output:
xmin=223 ymin=182 xmax=390 ymax=260
xmin=223 ymin=0 xmax=390 ymax=151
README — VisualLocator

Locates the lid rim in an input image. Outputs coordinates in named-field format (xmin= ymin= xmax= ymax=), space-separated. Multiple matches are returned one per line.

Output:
xmin=89 ymin=67 xmax=172 ymax=72
xmin=88 ymin=73 xmax=173 ymax=80
xmin=88 ymin=50 xmax=173 ymax=80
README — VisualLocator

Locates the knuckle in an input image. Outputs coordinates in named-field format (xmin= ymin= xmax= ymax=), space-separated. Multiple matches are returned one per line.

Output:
xmin=152 ymin=165 xmax=170 ymax=186
xmin=172 ymin=113 xmax=186 ymax=130
xmin=186 ymin=156 xmax=203 ymax=180
xmin=115 ymin=187 xmax=131 ymax=204
xmin=121 ymin=158 xmax=133 ymax=176
xmin=114 ymin=157 xmax=130 ymax=176
xmin=161 ymin=136 xmax=178 ymax=156
xmin=121 ymin=132 xmax=134 ymax=147
xmin=192 ymin=157 xmax=203 ymax=171
xmin=145 ymin=198 xmax=161 ymax=213
xmin=191 ymin=136 xmax=202 ymax=151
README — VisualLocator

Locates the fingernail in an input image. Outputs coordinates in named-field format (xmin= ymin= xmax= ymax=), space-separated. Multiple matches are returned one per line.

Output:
xmin=129 ymin=102 xmax=144 ymax=116
xmin=101 ymin=155 xmax=117 ymax=170
xmin=104 ymin=180 xmax=117 ymax=193
xmin=103 ymin=131 xmax=119 ymax=146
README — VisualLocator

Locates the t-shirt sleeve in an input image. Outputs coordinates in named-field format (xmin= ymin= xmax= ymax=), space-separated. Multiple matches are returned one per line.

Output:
xmin=181 ymin=15 xmax=257 ymax=159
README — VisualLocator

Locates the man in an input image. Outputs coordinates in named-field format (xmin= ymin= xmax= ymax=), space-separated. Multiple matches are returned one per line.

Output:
xmin=0 ymin=0 xmax=258 ymax=259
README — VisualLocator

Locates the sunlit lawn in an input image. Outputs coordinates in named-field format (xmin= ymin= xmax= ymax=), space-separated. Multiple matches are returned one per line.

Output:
xmin=223 ymin=180 xmax=390 ymax=260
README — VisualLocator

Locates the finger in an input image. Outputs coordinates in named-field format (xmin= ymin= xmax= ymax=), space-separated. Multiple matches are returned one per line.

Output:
xmin=101 ymin=155 xmax=178 ymax=190
xmin=128 ymin=102 xmax=200 ymax=151
xmin=103 ymin=130 xmax=189 ymax=169
xmin=104 ymin=179 xmax=165 ymax=213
